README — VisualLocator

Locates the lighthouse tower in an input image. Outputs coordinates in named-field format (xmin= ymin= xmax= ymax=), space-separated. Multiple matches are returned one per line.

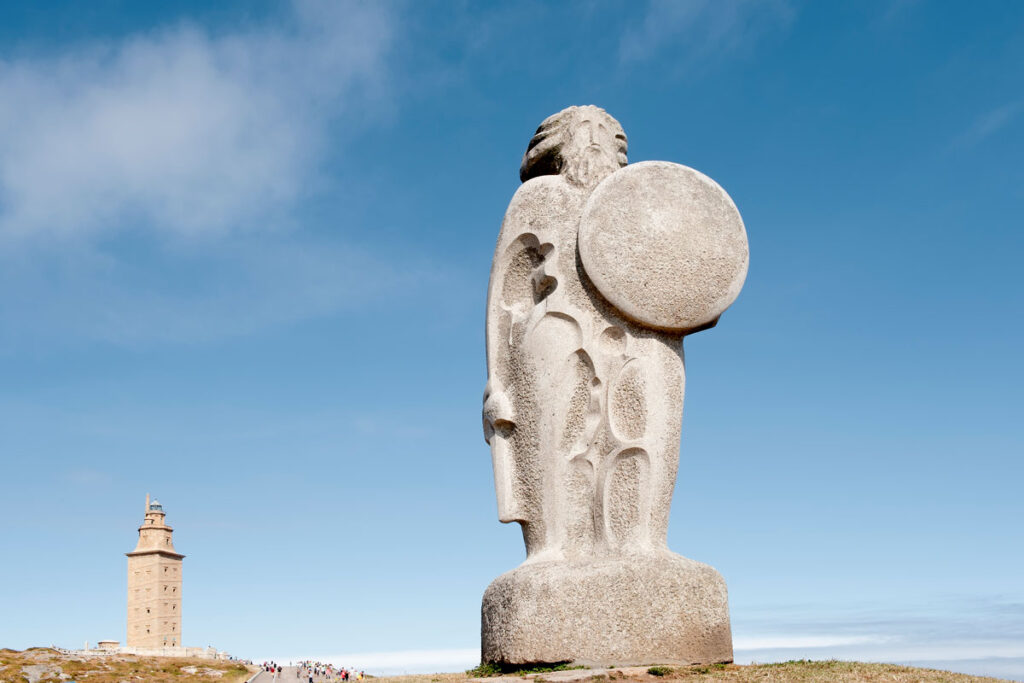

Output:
xmin=126 ymin=494 xmax=184 ymax=648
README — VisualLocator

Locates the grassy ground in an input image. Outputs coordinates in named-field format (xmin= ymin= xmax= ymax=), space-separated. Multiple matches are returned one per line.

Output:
xmin=0 ymin=648 xmax=253 ymax=683
xmin=380 ymin=660 xmax=1008 ymax=683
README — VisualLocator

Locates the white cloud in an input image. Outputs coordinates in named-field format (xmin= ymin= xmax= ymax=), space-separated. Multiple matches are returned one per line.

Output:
xmin=0 ymin=0 xmax=392 ymax=241
xmin=734 ymin=637 xmax=1024 ymax=663
xmin=734 ymin=638 xmax=1024 ymax=680
xmin=0 ymin=1 xmax=420 ymax=347
xmin=734 ymin=634 xmax=887 ymax=649
xmin=733 ymin=598 xmax=1024 ymax=680
xmin=950 ymin=100 xmax=1024 ymax=151
xmin=619 ymin=0 xmax=793 ymax=66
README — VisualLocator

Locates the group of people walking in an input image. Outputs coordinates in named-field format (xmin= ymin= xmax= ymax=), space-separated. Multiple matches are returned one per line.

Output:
xmin=256 ymin=660 xmax=364 ymax=682
xmin=297 ymin=660 xmax=364 ymax=682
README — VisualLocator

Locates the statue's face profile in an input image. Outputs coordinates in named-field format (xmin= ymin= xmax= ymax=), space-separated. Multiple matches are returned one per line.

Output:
xmin=483 ymin=380 xmax=519 ymax=524
xmin=520 ymin=105 xmax=627 ymax=189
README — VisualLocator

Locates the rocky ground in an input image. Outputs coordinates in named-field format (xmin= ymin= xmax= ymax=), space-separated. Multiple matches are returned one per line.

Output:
xmin=2 ymin=651 xmax=1010 ymax=683
xmin=0 ymin=649 xmax=253 ymax=683
xmin=385 ymin=660 xmax=1008 ymax=683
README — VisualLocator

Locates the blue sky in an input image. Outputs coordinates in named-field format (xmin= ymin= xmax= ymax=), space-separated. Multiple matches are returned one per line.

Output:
xmin=0 ymin=0 xmax=1022 ymax=679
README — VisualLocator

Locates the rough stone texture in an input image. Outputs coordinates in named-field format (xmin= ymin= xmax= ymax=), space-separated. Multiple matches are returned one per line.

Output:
xmin=482 ymin=105 xmax=747 ymax=666
xmin=483 ymin=553 xmax=732 ymax=667
xmin=579 ymin=161 xmax=748 ymax=332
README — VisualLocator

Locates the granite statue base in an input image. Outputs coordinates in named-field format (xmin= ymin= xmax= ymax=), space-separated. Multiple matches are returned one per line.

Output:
xmin=481 ymin=552 xmax=732 ymax=667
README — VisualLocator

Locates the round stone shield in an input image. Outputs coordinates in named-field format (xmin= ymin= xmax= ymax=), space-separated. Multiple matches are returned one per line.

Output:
xmin=578 ymin=161 xmax=748 ymax=332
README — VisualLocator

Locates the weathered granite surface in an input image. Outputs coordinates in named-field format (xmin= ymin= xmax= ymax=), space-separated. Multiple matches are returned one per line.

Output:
xmin=483 ymin=554 xmax=732 ymax=667
xmin=482 ymin=105 xmax=747 ymax=666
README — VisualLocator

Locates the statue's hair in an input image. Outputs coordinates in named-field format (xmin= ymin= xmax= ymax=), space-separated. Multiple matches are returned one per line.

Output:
xmin=520 ymin=105 xmax=628 ymax=184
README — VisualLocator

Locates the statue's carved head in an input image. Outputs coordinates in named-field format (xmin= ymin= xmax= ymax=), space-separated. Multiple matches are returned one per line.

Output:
xmin=520 ymin=105 xmax=628 ymax=189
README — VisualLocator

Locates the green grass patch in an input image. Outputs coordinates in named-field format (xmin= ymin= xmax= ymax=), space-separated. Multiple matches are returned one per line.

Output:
xmin=466 ymin=662 xmax=587 ymax=677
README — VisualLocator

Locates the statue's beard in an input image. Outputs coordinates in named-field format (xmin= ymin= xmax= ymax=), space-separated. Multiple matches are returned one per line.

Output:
xmin=562 ymin=145 xmax=621 ymax=190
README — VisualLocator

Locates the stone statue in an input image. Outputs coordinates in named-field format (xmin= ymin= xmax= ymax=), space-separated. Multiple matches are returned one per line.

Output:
xmin=482 ymin=106 xmax=748 ymax=667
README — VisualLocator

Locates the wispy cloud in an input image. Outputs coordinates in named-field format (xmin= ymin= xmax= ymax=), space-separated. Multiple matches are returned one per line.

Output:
xmin=0 ymin=237 xmax=447 ymax=347
xmin=734 ymin=597 xmax=1024 ymax=680
xmin=0 ymin=1 xmax=420 ymax=348
xmin=950 ymin=100 xmax=1024 ymax=151
xmin=874 ymin=0 xmax=923 ymax=30
xmin=734 ymin=634 xmax=887 ymax=649
xmin=0 ymin=0 xmax=392 ymax=241
xmin=735 ymin=637 xmax=1024 ymax=664
xmin=619 ymin=0 xmax=794 ymax=66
